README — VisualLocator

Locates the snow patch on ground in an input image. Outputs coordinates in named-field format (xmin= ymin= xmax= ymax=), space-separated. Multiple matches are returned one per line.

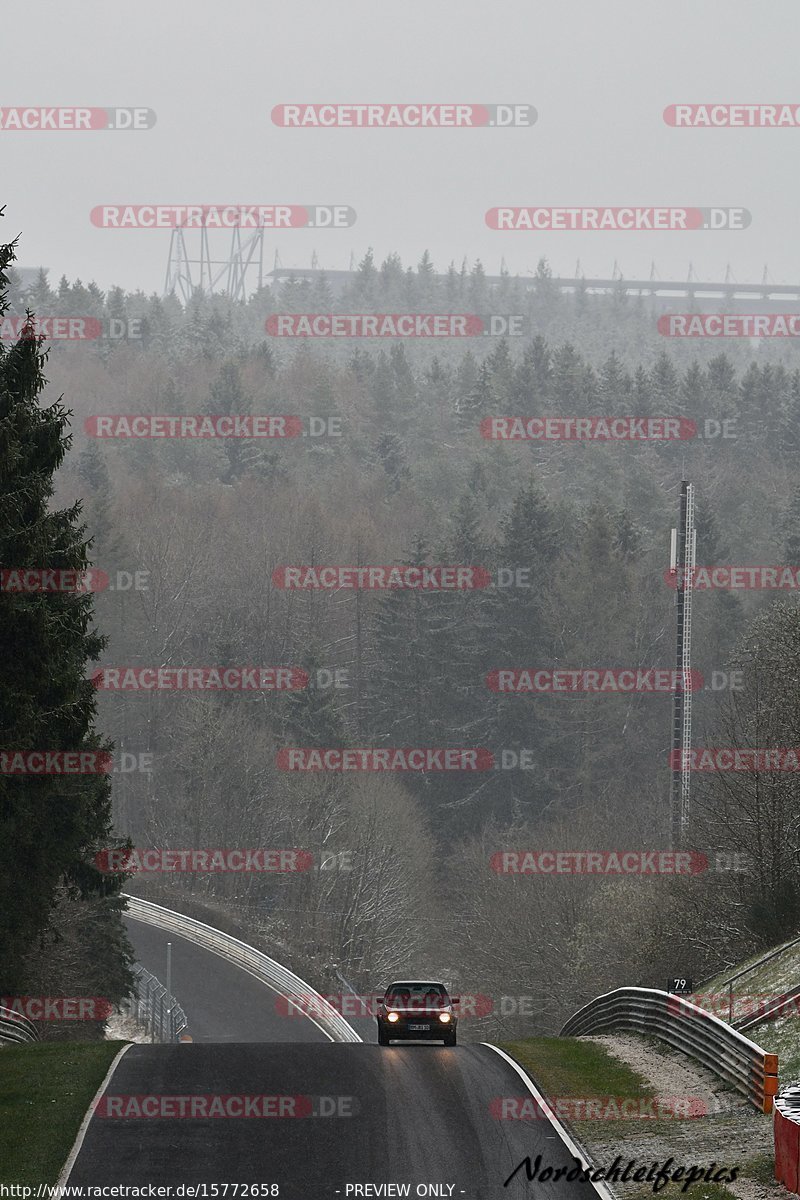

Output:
xmin=104 ymin=1012 xmax=150 ymax=1043
xmin=731 ymin=1178 xmax=789 ymax=1200
xmin=571 ymin=1034 xmax=776 ymax=1198
xmin=586 ymin=1032 xmax=740 ymax=1114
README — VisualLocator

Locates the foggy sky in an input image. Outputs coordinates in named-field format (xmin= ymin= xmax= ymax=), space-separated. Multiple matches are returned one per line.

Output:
xmin=3 ymin=0 xmax=799 ymax=296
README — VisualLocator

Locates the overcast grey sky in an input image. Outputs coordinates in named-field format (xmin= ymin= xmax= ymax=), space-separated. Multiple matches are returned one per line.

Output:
xmin=3 ymin=0 xmax=799 ymax=295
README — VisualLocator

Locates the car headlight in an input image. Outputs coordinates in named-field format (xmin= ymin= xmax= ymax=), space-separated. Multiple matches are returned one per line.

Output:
xmin=439 ymin=1012 xmax=452 ymax=1023
xmin=387 ymin=1011 xmax=399 ymax=1023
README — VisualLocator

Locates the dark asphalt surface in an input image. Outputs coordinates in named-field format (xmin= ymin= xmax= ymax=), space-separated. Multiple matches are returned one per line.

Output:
xmin=67 ymin=1042 xmax=602 ymax=1199
xmin=124 ymin=917 xmax=335 ymax=1044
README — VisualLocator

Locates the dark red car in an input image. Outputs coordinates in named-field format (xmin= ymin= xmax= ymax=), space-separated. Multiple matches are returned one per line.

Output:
xmin=376 ymin=980 xmax=458 ymax=1046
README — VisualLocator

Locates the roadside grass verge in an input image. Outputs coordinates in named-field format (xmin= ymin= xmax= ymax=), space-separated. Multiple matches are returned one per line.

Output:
xmin=624 ymin=1158 xmax=777 ymax=1199
xmin=496 ymin=1035 xmax=773 ymax=1154
xmin=702 ymin=937 xmax=800 ymax=999
xmin=0 ymin=1041 xmax=127 ymax=1185
xmin=625 ymin=1187 xmax=736 ymax=1199
xmin=625 ymin=1158 xmax=780 ymax=1200
xmin=755 ymin=1013 xmax=800 ymax=1082
xmin=739 ymin=1151 xmax=781 ymax=1189
xmin=498 ymin=1035 xmax=656 ymax=1102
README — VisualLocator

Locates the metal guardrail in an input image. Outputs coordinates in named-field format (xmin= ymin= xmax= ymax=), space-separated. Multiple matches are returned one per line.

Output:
xmin=560 ymin=986 xmax=778 ymax=1112
xmin=698 ymin=933 xmax=800 ymax=994
xmin=736 ymin=984 xmax=800 ymax=1033
xmin=0 ymin=1003 xmax=39 ymax=1045
xmin=122 ymin=894 xmax=361 ymax=1043
xmin=692 ymin=933 xmax=800 ymax=1029
xmin=121 ymin=963 xmax=188 ymax=1043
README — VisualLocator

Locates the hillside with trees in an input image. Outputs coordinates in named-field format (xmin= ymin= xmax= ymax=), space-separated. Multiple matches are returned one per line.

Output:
xmin=7 ymin=235 xmax=800 ymax=1036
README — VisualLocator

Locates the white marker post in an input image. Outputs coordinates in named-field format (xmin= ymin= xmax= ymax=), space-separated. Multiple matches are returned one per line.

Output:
xmin=166 ymin=941 xmax=172 ymax=1039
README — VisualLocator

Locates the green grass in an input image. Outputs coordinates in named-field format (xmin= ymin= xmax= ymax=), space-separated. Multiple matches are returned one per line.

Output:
xmin=499 ymin=1035 xmax=655 ymax=1100
xmin=740 ymin=1152 xmax=779 ymax=1188
xmin=690 ymin=935 xmax=800 ymax=1089
xmin=497 ymin=1036 xmax=741 ymax=1140
xmin=625 ymin=1160 xmax=777 ymax=1198
xmin=0 ymin=1041 xmax=127 ymax=1184
xmin=701 ymin=935 xmax=800 ymax=1014
xmin=626 ymin=1187 xmax=736 ymax=1200
xmin=754 ymin=1013 xmax=800 ymax=1080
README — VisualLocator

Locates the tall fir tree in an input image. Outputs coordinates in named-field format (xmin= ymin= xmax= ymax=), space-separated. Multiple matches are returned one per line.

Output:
xmin=0 ymin=230 xmax=131 ymax=991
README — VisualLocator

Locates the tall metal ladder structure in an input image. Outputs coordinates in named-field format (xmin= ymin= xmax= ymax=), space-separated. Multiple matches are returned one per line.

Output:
xmin=164 ymin=227 xmax=265 ymax=304
xmin=669 ymin=481 xmax=697 ymax=846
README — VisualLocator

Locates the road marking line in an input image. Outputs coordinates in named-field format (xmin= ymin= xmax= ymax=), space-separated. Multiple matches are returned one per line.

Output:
xmin=57 ymin=1042 xmax=134 ymax=1186
xmin=481 ymin=1043 xmax=618 ymax=1199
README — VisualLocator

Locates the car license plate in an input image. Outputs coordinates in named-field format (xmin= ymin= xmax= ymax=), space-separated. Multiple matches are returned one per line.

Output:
xmin=408 ymin=1023 xmax=430 ymax=1031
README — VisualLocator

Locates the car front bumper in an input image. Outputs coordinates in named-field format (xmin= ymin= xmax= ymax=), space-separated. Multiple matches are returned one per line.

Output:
xmin=377 ymin=1017 xmax=456 ymax=1040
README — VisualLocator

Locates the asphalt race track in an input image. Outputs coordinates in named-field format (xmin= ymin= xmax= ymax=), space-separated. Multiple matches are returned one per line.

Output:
xmin=124 ymin=917 xmax=332 ymax=1044
xmin=66 ymin=1042 xmax=602 ymax=1199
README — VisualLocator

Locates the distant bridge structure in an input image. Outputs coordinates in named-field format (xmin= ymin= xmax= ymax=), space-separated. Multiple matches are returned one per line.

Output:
xmin=161 ymin=231 xmax=800 ymax=313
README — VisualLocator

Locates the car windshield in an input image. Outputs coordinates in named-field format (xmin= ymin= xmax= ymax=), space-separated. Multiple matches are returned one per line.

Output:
xmin=385 ymin=983 xmax=448 ymax=1008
